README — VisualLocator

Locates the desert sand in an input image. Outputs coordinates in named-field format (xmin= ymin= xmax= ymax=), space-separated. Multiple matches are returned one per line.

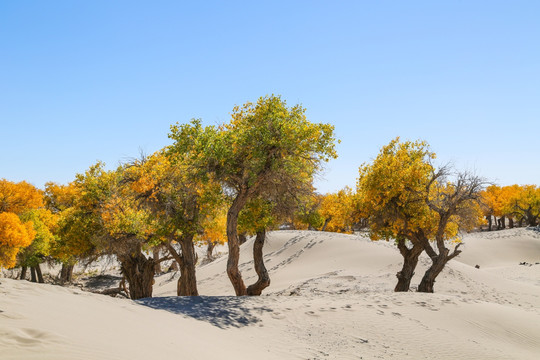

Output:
xmin=1 ymin=228 xmax=539 ymax=359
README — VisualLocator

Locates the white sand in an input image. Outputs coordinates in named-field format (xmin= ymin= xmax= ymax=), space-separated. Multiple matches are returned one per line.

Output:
xmin=1 ymin=228 xmax=539 ymax=359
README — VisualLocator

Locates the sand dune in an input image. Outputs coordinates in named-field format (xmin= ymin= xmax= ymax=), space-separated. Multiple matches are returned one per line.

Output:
xmin=1 ymin=228 xmax=539 ymax=359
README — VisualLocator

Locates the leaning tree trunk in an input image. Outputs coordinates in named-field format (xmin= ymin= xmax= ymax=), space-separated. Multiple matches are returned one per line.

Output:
xmin=418 ymin=252 xmax=449 ymax=293
xmin=247 ymin=230 xmax=270 ymax=296
xmin=119 ymin=253 xmax=155 ymax=300
xmin=321 ymin=217 xmax=332 ymax=232
xmin=177 ymin=235 xmax=199 ymax=296
xmin=20 ymin=266 xmax=27 ymax=280
xmin=394 ymin=240 xmax=424 ymax=292
xmin=226 ymin=190 xmax=249 ymax=296
xmin=35 ymin=263 xmax=44 ymax=283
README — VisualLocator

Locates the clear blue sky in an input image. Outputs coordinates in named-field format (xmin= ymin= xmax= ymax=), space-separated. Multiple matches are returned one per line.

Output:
xmin=1 ymin=1 xmax=539 ymax=193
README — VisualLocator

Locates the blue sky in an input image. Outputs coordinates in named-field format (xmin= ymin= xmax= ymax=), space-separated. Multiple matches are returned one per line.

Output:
xmin=1 ymin=1 xmax=539 ymax=193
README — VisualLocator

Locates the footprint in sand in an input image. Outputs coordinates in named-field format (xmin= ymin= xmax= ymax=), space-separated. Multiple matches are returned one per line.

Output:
xmin=305 ymin=310 xmax=320 ymax=317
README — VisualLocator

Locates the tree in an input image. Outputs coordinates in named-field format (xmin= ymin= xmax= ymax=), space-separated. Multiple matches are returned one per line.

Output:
xmin=417 ymin=171 xmax=485 ymax=292
xmin=70 ymin=162 xmax=162 ymax=299
xmin=17 ymin=208 xmax=57 ymax=283
xmin=126 ymin=150 xmax=223 ymax=296
xmin=319 ymin=187 xmax=355 ymax=233
xmin=169 ymin=95 xmax=338 ymax=295
xmin=356 ymin=138 xmax=436 ymax=292
xmin=0 ymin=179 xmax=43 ymax=214
xmin=0 ymin=212 xmax=36 ymax=269
xmin=0 ymin=179 xmax=43 ymax=270
xmin=503 ymin=185 xmax=540 ymax=227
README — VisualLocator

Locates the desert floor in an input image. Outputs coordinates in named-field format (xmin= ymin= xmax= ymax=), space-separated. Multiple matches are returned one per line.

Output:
xmin=1 ymin=228 xmax=539 ymax=359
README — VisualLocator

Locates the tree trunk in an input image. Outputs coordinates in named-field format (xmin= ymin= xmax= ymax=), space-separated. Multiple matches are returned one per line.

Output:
xmin=501 ymin=216 xmax=506 ymax=229
xmin=177 ymin=235 xmax=199 ymax=296
xmin=60 ymin=264 xmax=74 ymax=284
xmin=509 ymin=217 xmax=514 ymax=228
xmin=20 ymin=266 xmax=27 ymax=280
xmin=35 ymin=264 xmax=44 ymax=283
xmin=226 ymin=190 xmax=249 ymax=296
xmin=394 ymin=240 xmax=423 ymax=292
xmin=518 ymin=217 xmax=524 ymax=227
xmin=486 ymin=215 xmax=492 ymax=231
xmin=119 ymin=253 xmax=155 ymax=300
xmin=206 ymin=241 xmax=216 ymax=261
xmin=418 ymin=253 xmax=448 ymax=293
xmin=321 ymin=218 xmax=331 ymax=231
xmin=496 ymin=217 xmax=502 ymax=230
xmin=153 ymin=248 xmax=161 ymax=274
xmin=238 ymin=232 xmax=248 ymax=245
xmin=247 ymin=230 xmax=270 ymax=296
xmin=30 ymin=266 xmax=37 ymax=283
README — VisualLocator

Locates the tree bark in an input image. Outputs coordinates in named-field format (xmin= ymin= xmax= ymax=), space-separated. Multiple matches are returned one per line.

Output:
xmin=238 ymin=232 xmax=248 ymax=245
xmin=418 ymin=252 xmax=448 ymax=293
xmin=35 ymin=264 xmax=44 ymax=283
xmin=30 ymin=266 xmax=37 ymax=283
xmin=501 ymin=216 xmax=506 ymax=229
xmin=394 ymin=240 xmax=423 ymax=292
xmin=20 ymin=266 xmax=27 ymax=280
xmin=177 ymin=235 xmax=199 ymax=296
xmin=60 ymin=264 xmax=74 ymax=284
xmin=321 ymin=217 xmax=331 ymax=231
xmin=509 ymin=217 xmax=514 ymax=228
xmin=226 ymin=190 xmax=249 ymax=296
xmin=486 ymin=215 xmax=492 ymax=231
xmin=153 ymin=248 xmax=162 ymax=274
xmin=206 ymin=241 xmax=216 ymax=261
xmin=119 ymin=253 xmax=155 ymax=300
xmin=247 ymin=230 xmax=270 ymax=296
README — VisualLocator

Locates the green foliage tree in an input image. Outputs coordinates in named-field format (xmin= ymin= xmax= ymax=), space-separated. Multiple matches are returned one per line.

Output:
xmin=169 ymin=95 xmax=338 ymax=295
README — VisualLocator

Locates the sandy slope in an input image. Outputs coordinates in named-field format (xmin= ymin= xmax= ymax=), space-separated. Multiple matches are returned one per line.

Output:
xmin=1 ymin=228 xmax=539 ymax=359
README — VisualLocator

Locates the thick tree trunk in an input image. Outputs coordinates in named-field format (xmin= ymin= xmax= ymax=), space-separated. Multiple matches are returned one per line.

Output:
xmin=496 ymin=217 xmax=502 ymax=230
xmin=509 ymin=217 xmax=514 ymax=228
xmin=418 ymin=253 xmax=448 ymax=293
xmin=394 ymin=240 xmax=423 ymax=292
xmin=226 ymin=190 xmax=249 ymax=296
xmin=486 ymin=215 xmax=492 ymax=231
xmin=60 ymin=264 xmax=74 ymax=284
xmin=20 ymin=266 xmax=27 ymax=280
xmin=30 ymin=266 xmax=37 ymax=283
xmin=177 ymin=235 xmax=199 ymax=296
xmin=153 ymin=248 xmax=161 ymax=274
xmin=119 ymin=253 xmax=155 ymax=300
xmin=501 ymin=216 xmax=506 ymax=229
xmin=35 ymin=264 xmax=44 ymax=283
xmin=247 ymin=230 xmax=270 ymax=296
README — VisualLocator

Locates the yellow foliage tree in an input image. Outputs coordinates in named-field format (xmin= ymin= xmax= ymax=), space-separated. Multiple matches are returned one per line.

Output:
xmin=0 ymin=212 xmax=36 ymax=268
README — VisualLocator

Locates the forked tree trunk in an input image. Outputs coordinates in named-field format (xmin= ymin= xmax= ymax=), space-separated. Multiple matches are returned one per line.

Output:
xmin=177 ymin=235 xmax=198 ymax=296
xmin=30 ymin=267 xmax=37 ymax=283
xmin=119 ymin=253 xmax=155 ymax=300
xmin=226 ymin=190 xmax=249 ymax=296
xmin=394 ymin=240 xmax=423 ymax=292
xmin=247 ymin=230 xmax=270 ymax=296
xmin=20 ymin=266 xmax=27 ymax=280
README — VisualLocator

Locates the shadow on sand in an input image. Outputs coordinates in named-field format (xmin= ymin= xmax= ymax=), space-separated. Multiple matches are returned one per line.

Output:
xmin=136 ymin=296 xmax=273 ymax=329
